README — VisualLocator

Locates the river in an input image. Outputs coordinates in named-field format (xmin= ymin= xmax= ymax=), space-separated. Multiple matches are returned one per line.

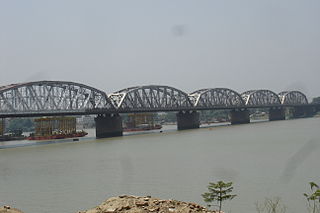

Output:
xmin=0 ymin=118 xmax=319 ymax=213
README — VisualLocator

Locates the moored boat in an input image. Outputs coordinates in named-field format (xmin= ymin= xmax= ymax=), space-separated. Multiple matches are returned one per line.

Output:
xmin=124 ymin=124 xmax=162 ymax=132
xmin=28 ymin=117 xmax=88 ymax=140
xmin=27 ymin=130 xmax=88 ymax=140
xmin=0 ymin=129 xmax=26 ymax=142
xmin=124 ymin=113 xmax=162 ymax=132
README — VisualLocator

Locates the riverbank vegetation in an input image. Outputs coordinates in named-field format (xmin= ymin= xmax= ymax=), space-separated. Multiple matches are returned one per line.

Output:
xmin=202 ymin=181 xmax=236 ymax=212
xmin=6 ymin=118 xmax=34 ymax=132
xmin=255 ymin=197 xmax=286 ymax=213
xmin=304 ymin=182 xmax=320 ymax=213
xmin=201 ymin=181 xmax=320 ymax=213
xmin=2 ymin=181 xmax=319 ymax=213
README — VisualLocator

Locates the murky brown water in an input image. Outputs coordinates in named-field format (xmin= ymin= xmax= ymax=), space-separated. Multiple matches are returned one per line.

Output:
xmin=0 ymin=118 xmax=319 ymax=213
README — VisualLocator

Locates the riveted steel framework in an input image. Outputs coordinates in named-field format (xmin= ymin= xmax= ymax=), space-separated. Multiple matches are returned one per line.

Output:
xmin=278 ymin=91 xmax=308 ymax=105
xmin=241 ymin=90 xmax=281 ymax=106
xmin=108 ymin=85 xmax=192 ymax=111
xmin=189 ymin=88 xmax=245 ymax=108
xmin=0 ymin=81 xmax=114 ymax=114
xmin=0 ymin=81 xmax=315 ymax=117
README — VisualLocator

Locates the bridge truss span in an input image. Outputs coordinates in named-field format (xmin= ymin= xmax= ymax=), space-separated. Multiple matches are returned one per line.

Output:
xmin=0 ymin=81 xmax=114 ymax=115
xmin=108 ymin=85 xmax=193 ymax=112
xmin=278 ymin=91 xmax=308 ymax=105
xmin=241 ymin=90 xmax=281 ymax=106
xmin=189 ymin=88 xmax=245 ymax=108
xmin=0 ymin=80 xmax=315 ymax=117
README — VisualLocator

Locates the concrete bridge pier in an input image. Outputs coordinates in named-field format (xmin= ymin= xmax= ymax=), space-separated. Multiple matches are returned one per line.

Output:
xmin=95 ymin=113 xmax=123 ymax=138
xmin=230 ymin=109 xmax=250 ymax=124
xmin=269 ymin=107 xmax=285 ymax=121
xmin=176 ymin=111 xmax=200 ymax=130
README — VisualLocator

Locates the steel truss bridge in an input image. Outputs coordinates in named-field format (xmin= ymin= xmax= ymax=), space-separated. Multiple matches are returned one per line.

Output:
xmin=0 ymin=80 xmax=318 ymax=118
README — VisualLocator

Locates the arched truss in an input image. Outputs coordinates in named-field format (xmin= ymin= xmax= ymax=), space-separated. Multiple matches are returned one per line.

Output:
xmin=278 ymin=91 xmax=308 ymax=105
xmin=0 ymin=81 xmax=114 ymax=113
xmin=108 ymin=85 xmax=192 ymax=111
xmin=189 ymin=88 xmax=245 ymax=108
xmin=241 ymin=90 xmax=281 ymax=106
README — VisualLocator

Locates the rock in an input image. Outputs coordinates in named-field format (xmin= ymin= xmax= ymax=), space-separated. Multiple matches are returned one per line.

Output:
xmin=135 ymin=201 xmax=149 ymax=207
xmin=0 ymin=206 xmax=24 ymax=213
xmin=80 ymin=195 xmax=219 ymax=213
xmin=105 ymin=207 xmax=117 ymax=213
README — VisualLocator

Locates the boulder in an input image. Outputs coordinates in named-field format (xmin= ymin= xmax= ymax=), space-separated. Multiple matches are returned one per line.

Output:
xmin=0 ymin=206 xmax=24 ymax=213
xmin=80 ymin=195 xmax=220 ymax=213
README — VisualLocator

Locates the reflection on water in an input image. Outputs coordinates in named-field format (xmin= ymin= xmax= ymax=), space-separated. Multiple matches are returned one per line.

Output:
xmin=0 ymin=118 xmax=319 ymax=213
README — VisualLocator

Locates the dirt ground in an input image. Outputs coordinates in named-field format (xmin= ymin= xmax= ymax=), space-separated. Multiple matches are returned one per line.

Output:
xmin=80 ymin=195 xmax=221 ymax=213
xmin=1 ymin=195 xmax=222 ymax=213
xmin=0 ymin=206 xmax=24 ymax=213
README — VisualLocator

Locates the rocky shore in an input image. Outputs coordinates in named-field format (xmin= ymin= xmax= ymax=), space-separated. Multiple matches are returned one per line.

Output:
xmin=1 ymin=195 xmax=221 ymax=213
xmin=80 ymin=195 xmax=220 ymax=213
xmin=0 ymin=206 xmax=23 ymax=213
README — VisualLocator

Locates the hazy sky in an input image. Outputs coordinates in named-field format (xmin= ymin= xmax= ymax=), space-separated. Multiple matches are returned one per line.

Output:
xmin=0 ymin=0 xmax=319 ymax=98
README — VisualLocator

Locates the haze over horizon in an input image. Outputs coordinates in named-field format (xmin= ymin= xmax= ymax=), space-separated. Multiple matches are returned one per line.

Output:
xmin=0 ymin=0 xmax=319 ymax=99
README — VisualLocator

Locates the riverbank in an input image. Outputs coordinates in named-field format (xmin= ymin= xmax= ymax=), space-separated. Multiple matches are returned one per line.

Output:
xmin=2 ymin=196 xmax=221 ymax=213
xmin=80 ymin=195 xmax=220 ymax=213
xmin=0 ymin=206 xmax=23 ymax=213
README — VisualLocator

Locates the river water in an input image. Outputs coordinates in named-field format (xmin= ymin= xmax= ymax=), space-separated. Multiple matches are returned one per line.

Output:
xmin=0 ymin=118 xmax=319 ymax=213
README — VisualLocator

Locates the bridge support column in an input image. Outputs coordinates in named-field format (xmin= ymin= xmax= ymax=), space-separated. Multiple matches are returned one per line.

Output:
xmin=0 ymin=118 xmax=4 ymax=136
xmin=292 ymin=106 xmax=315 ymax=118
xmin=269 ymin=107 xmax=285 ymax=121
xmin=230 ymin=109 xmax=250 ymax=124
xmin=95 ymin=114 xmax=123 ymax=138
xmin=176 ymin=111 xmax=200 ymax=130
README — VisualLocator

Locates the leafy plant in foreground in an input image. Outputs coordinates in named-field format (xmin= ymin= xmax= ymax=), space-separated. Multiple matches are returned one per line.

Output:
xmin=304 ymin=182 xmax=320 ymax=213
xmin=202 ymin=180 xmax=236 ymax=212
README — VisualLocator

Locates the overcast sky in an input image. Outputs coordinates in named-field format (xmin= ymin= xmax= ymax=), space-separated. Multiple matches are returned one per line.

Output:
xmin=0 ymin=0 xmax=319 ymax=99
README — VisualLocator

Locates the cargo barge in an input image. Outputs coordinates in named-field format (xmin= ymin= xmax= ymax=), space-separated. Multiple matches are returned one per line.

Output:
xmin=27 ymin=116 xmax=87 ymax=140
xmin=0 ymin=134 xmax=26 ymax=142
xmin=27 ymin=130 xmax=87 ymax=140
xmin=0 ymin=129 xmax=26 ymax=142
xmin=124 ymin=124 xmax=162 ymax=132
xmin=124 ymin=113 xmax=162 ymax=132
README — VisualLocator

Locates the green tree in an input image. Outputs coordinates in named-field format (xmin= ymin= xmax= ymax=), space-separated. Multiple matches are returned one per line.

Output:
xmin=7 ymin=118 xmax=34 ymax=132
xmin=202 ymin=180 xmax=236 ymax=212
xmin=304 ymin=182 xmax=320 ymax=213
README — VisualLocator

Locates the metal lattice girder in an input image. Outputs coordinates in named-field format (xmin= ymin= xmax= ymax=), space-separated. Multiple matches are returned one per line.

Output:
xmin=189 ymin=88 xmax=245 ymax=108
xmin=278 ymin=91 xmax=308 ymax=105
xmin=108 ymin=85 xmax=193 ymax=111
xmin=0 ymin=81 xmax=114 ymax=113
xmin=241 ymin=90 xmax=281 ymax=106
